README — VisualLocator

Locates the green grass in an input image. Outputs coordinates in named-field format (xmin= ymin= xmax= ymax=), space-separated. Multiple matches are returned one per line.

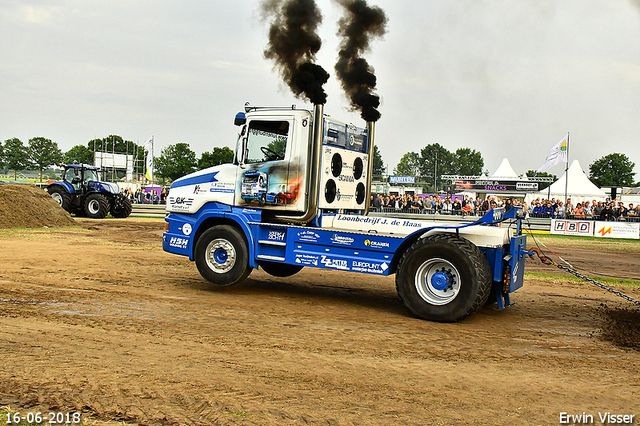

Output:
xmin=525 ymin=271 xmax=640 ymax=288
xmin=226 ymin=409 xmax=250 ymax=418
xmin=526 ymin=233 xmax=640 ymax=253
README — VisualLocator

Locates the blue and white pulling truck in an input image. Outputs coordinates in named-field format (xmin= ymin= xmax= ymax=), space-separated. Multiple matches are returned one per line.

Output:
xmin=163 ymin=104 xmax=528 ymax=322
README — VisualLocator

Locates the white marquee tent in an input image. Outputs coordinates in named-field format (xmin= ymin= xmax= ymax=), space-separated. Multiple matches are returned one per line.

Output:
xmin=533 ymin=159 xmax=606 ymax=204
xmin=490 ymin=158 xmax=521 ymax=180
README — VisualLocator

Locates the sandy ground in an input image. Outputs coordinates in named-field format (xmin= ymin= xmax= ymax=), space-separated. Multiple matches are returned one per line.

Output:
xmin=1 ymin=218 xmax=639 ymax=426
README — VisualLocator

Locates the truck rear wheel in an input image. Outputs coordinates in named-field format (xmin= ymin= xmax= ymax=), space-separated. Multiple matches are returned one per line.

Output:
xmin=195 ymin=225 xmax=251 ymax=286
xmin=84 ymin=193 xmax=110 ymax=218
xmin=259 ymin=261 xmax=303 ymax=277
xmin=47 ymin=187 xmax=71 ymax=212
xmin=396 ymin=233 xmax=491 ymax=322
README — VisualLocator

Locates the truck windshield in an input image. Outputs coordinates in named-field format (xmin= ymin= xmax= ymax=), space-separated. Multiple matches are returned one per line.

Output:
xmin=245 ymin=120 xmax=289 ymax=164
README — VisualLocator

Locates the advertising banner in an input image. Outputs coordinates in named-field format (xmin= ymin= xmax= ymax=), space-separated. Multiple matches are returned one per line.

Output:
xmin=551 ymin=219 xmax=594 ymax=236
xmin=456 ymin=179 xmax=539 ymax=192
xmin=390 ymin=176 xmax=415 ymax=184
xmin=593 ymin=222 xmax=640 ymax=240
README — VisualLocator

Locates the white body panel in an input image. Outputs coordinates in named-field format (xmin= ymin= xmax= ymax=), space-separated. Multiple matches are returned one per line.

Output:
xmin=323 ymin=214 xmax=510 ymax=248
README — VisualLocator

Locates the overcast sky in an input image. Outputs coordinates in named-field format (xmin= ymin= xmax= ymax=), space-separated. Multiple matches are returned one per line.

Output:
xmin=2 ymin=0 xmax=640 ymax=181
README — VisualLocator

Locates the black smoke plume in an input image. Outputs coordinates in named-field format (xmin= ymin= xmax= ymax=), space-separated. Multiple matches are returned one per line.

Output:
xmin=263 ymin=0 xmax=330 ymax=104
xmin=334 ymin=0 xmax=387 ymax=121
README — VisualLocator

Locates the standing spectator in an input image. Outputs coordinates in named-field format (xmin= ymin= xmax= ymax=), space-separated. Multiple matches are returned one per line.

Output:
xmin=481 ymin=196 xmax=490 ymax=213
xmin=452 ymin=197 xmax=462 ymax=215
xmin=600 ymin=202 xmax=614 ymax=221
xmin=617 ymin=202 xmax=628 ymax=220
xmin=372 ymin=193 xmax=383 ymax=210
xmin=161 ymin=187 xmax=168 ymax=204
xmin=442 ymin=197 xmax=452 ymax=214
xmin=593 ymin=201 xmax=604 ymax=219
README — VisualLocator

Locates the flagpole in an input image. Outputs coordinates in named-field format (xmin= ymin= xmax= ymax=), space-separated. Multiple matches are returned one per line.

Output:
xmin=564 ymin=132 xmax=569 ymax=212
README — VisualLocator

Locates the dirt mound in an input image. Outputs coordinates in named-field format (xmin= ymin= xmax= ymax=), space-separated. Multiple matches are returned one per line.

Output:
xmin=0 ymin=183 xmax=75 ymax=229
xmin=599 ymin=304 xmax=640 ymax=351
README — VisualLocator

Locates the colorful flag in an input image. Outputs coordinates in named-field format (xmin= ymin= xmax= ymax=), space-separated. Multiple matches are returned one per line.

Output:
xmin=536 ymin=135 xmax=568 ymax=173
xmin=144 ymin=136 xmax=154 ymax=182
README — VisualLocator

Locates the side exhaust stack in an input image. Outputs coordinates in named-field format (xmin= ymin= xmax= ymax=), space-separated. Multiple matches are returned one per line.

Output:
xmin=363 ymin=121 xmax=375 ymax=215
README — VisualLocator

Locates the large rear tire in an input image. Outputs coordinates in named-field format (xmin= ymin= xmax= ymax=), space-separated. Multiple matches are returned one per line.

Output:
xmin=195 ymin=225 xmax=251 ymax=286
xmin=47 ymin=187 xmax=72 ymax=212
xmin=84 ymin=193 xmax=110 ymax=219
xmin=396 ymin=233 xmax=491 ymax=322
xmin=110 ymin=195 xmax=132 ymax=218
xmin=259 ymin=261 xmax=303 ymax=277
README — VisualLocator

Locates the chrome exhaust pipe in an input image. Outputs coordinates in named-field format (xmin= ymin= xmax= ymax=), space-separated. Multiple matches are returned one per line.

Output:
xmin=276 ymin=104 xmax=323 ymax=224
xmin=363 ymin=121 xmax=375 ymax=215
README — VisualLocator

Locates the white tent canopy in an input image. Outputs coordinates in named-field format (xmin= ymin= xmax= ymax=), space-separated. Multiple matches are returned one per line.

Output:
xmin=533 ymin=159 xmax=606 ymax=204
xmin=490 ymin=158 xmax=520 ymax=180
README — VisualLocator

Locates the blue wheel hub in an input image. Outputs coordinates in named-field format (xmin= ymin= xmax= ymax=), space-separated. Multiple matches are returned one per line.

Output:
xmin=213 ymin=248 xmax=228 ymax=265
xmin=430 ymin=271 xmax=450 ymax=291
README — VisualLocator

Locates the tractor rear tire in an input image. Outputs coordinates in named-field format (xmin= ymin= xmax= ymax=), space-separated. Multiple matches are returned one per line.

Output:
xmin=47 ymin=187 xmax=71 ymax=212
xmin=111 ymin=195 xmax=133 ymax=218
xmin=195 ymin=225 xmax=251 ymax=286
xmin=395 ymin=233 xmax=492 ymax=322
xmin=259 ymin=261 xmax=303 ymax=277
xmin=84 ymin=193 xmax=110 ymax=219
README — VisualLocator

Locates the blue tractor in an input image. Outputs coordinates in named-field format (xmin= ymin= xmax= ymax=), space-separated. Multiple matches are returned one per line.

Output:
xmin=46 ymin=164 xmax=132 ymax=218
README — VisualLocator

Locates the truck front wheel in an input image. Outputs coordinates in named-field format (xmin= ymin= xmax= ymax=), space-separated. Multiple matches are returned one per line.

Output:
xmin=195 ymin=225 xmax=251 ymax=286
xmin=396 ymin=233 xmax=491 ymax=322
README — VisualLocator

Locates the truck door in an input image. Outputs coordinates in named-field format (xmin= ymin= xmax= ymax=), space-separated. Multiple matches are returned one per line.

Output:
xmin=239 ymin=118 xmax=297 ymax=209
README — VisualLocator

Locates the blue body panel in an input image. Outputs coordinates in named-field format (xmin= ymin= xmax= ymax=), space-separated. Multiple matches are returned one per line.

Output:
xmin=51 ymin=180 xmax=75 ymax=194
xmin=249 ymin=223 xmax=405 ymax=275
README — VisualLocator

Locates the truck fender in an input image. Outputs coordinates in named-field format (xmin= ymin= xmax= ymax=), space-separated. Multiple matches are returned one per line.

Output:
xmin=188 ymin=205 xmax=257 ymax=269
xmin=390 ymin=227 xmax=475 ymax=275
xmin=388 ymin=228 xmax=432 ymax=274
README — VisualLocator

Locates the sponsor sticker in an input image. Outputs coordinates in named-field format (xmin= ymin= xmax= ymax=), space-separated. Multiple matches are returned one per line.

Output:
xmin=363 ymin=239 xmax=390 ymax=249
xmin=295 ymin=254 xmax=319 ymax=266
xmin=169 ymin=237 xmax=189 ymax=249
xmin=182 ymin=223 xmax=192 ymax=236
xmin=320 ymin=256 xmax=349 ymax=270
xmin=298 ymin=230 xmax=321 ymax=243
xmin=330 ymin=234 xmax=355 ymax=246
xmin=351 ymin=261 xmax=388 ymax=274
xmin=268 ymin=230 xmax=286 ymax=241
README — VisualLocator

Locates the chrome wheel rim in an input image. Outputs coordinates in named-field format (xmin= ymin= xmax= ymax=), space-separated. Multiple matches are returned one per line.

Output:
xmin=415 ymin=258 xmax=461 ymax=305
xmin=88 ymin=199 xmax=100 ymax=214
xmin=51 ymin=193 xmax=63 ymax=205
xmin=205 ymin=238 xmax=236 ymax=274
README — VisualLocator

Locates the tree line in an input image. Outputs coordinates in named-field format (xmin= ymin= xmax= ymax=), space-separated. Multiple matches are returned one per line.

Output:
xmin=393 ymin=143 xmax=637 ymax=191
xmin=0 ymin=136 xmax=234 ymax=184
xmin=1 ymin=135 xmax=636 ymax=188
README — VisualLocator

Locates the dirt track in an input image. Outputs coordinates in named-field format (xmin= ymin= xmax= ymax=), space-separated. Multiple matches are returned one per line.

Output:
xmin=1 ymin=218 xmax=639 ymax=425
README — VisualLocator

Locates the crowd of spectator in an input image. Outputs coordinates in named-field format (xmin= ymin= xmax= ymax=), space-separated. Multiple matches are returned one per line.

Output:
xmin=529 ymin=197 xmax=640 ymax=221
xmin=370 ymin=193 xmax=522 ymax=216
xmin=121 ymin=187 xmax=168 ymax=204
xmin=370 ymin=193 xmax=640 ymax=222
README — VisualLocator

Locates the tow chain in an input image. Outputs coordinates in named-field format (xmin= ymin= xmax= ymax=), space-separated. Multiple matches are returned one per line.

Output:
xmin=528 ymin=244 xmax=640 ymax=307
